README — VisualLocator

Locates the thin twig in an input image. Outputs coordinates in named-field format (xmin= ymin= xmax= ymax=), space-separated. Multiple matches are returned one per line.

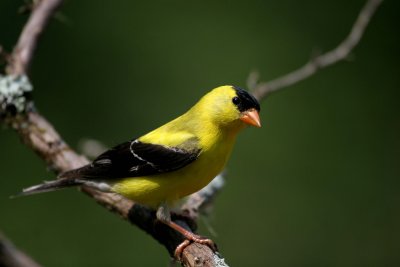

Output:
xmin=252 ymin=0 xmax=383 ymax=100
xmin=6 ymin=0 xmax=63 ymax=75
xmin=0 ymin=232 xmax=42 ymax=267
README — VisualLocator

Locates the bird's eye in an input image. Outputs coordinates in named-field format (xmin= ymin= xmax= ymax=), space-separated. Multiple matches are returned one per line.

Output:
xmin=232 ymin=96 xmax=241 ymax=105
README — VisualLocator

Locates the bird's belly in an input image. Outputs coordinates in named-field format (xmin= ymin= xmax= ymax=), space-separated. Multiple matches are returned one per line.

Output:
xmin=111 ymin=151 xmax=228 ymax=208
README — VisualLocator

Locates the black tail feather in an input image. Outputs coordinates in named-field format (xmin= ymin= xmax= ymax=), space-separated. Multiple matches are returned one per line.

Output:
xmin=12 ymin=178 xmax=82 ymax=198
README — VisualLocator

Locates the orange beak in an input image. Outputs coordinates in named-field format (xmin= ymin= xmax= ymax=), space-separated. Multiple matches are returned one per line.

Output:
xmin=240 ymin=109 xmax=261 ymax=128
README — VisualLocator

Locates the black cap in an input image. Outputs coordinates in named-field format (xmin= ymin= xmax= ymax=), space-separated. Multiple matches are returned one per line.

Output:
xmin=232 ymin=86 xmax=261 ymax=112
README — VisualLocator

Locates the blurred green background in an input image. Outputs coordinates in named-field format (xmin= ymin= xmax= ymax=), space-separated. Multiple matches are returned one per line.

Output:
xmin=1 ymin=0 xmax=399 ymax=266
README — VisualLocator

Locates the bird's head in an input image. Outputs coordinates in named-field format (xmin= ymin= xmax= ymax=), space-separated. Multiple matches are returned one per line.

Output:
xmin=196 ymin=85 xmax=261 ymax=130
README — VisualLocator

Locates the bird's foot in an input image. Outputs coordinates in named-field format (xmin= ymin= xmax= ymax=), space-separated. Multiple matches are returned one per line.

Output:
xmin=174 ymin=234 xmax=217 ymax=260
xmin=156 ymin=205 xmax=217 ymax=260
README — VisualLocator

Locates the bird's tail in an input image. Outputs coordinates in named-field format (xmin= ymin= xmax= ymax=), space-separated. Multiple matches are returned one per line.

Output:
xmin=13 ymin=178 xmax=83 ymax=198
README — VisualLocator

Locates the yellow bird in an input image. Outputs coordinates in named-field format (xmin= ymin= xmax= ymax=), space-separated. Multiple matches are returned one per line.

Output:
xmin=19 ymin=85 xmax=261 ymax=254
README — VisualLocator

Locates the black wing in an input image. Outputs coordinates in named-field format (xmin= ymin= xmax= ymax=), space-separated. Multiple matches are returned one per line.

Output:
xmin=60 ymin=138 xmax=201 ymax=180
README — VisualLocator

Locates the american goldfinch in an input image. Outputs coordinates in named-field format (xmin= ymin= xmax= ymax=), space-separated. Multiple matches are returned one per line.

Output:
xmin=19 ymin=85 xmax=261 ymax=254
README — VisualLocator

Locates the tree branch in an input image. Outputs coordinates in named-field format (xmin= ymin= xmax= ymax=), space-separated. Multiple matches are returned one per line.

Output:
xmin=0 ymin=232 xmax=42 ymax=267
xmin=252 ymin=0 xmax=383 ymax=100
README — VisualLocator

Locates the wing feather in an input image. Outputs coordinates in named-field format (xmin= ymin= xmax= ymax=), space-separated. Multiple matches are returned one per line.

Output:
xmin=59 ymin=138 xmax=201 ymax=180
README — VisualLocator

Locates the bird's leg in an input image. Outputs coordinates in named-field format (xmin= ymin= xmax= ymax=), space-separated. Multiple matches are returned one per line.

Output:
xmin=156 ymin=204 xmax=217 ymax=259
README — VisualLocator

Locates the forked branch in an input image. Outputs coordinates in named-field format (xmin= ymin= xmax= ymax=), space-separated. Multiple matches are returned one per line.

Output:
xmin=0 ymin=0 xmax=383 ymax=266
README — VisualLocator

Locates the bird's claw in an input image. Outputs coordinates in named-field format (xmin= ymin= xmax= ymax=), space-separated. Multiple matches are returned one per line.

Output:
xmin=174 ymin=240 xmax=191 ymax=260
xmin=174 ymin=236 xmax=218 ymax=261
